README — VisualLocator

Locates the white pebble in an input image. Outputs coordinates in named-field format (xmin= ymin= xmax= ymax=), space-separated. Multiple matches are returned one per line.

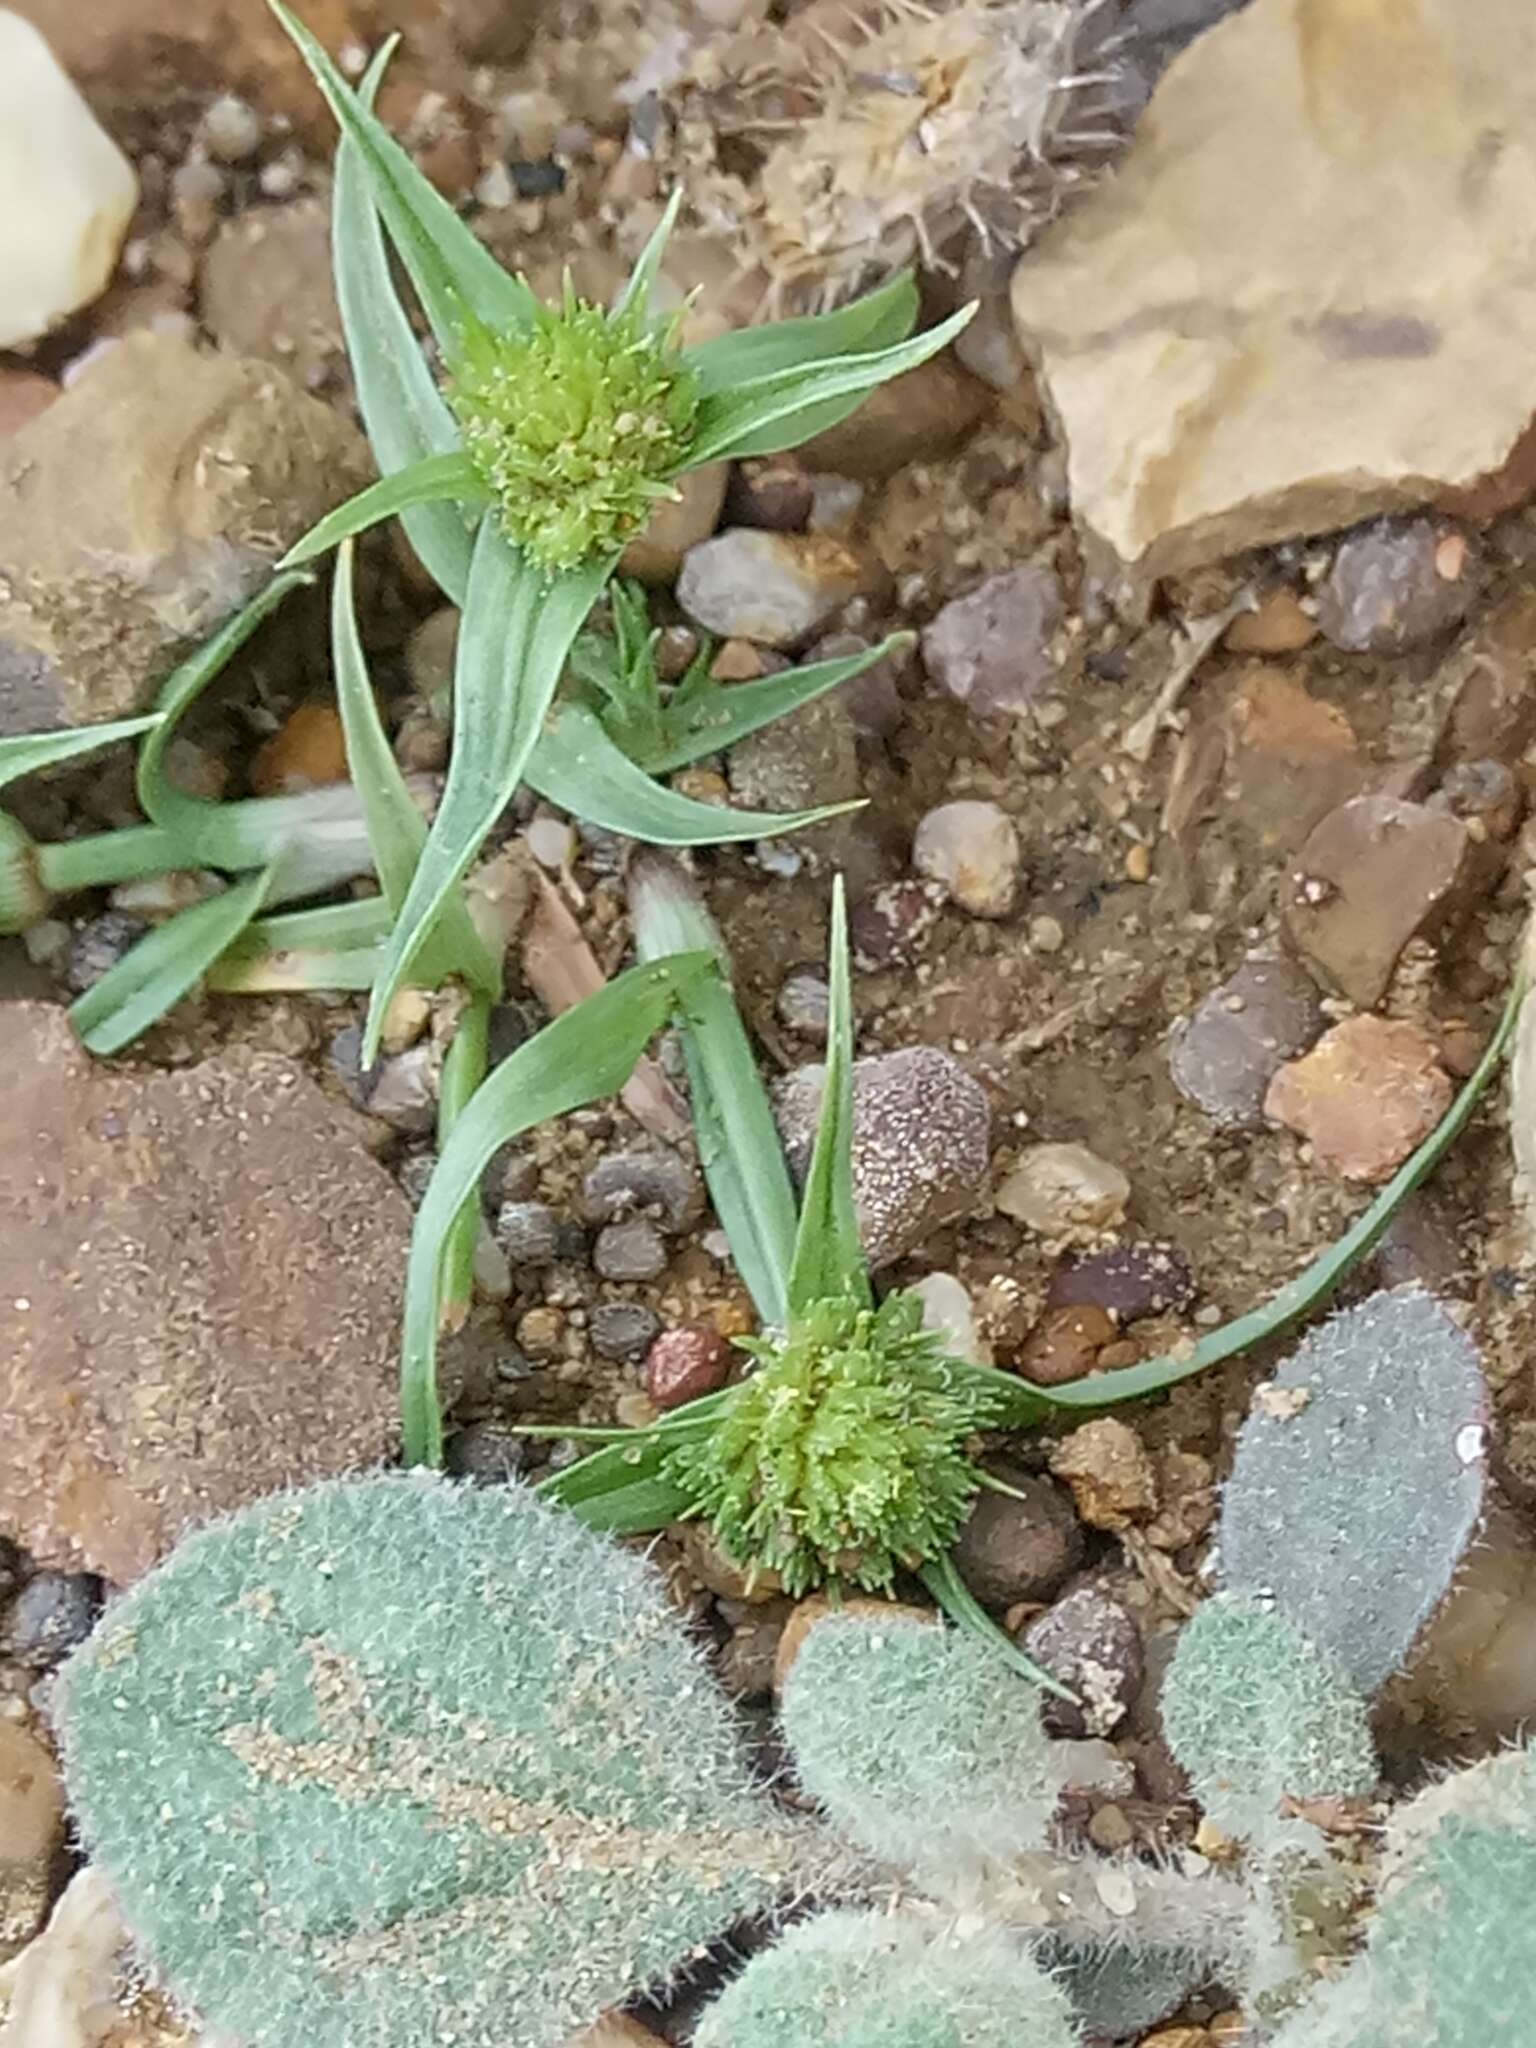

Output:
xmin=912 ymin=799 xmax=1020 ymax=919
xmin=200 ymin=93 xmax=262 ymax=164
xmin=996 ymin=1143 xmax=1131 ymax=1239
xmin=910 ymin=1271 xmax=989 ymax=1364
xmin=0 ymin=12 xmax=138 ymax=349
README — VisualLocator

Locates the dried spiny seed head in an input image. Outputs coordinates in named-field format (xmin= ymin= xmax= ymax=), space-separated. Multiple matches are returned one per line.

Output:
xmin=665 ymin=1290 xmax=1000 ymax=1596
xmin=448 ymin=292 xmax=700 ymax=572
xmin=665 ymin=0 xmax=1121 ymax=311
xmin=0 ymin=811 xmax=48 ymax=933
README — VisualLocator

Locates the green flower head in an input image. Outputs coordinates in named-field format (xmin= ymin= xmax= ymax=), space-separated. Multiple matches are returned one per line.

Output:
xmin=666 ymin=1291 xmax=1001 ymax=1597
xmin=448 ymin=286 xmax=700 ymax=574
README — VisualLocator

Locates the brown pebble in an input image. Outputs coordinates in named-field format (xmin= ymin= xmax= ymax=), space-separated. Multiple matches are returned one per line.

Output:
xmin=1224 ymin=587 xmax=1318 ymax=655
xmin=249 ymin=704 xmax=349 ymax=795
xmin=709 ymin=637 xmax=766 ymax=681
xmin=1096 ymin=1339 xmax=1141 ymax=1370
xmin=726 ymin=455 xmax=814 ymax=532
xmin=0 ymin=367 xmax=59 ymax=440
xmin=1124 ymin=842 xmax=1152 ymax=883
xmin=679 ymin=1522 xmax=783 ymax=1604
xmin=1264 ymin=1016 xmax=1452 ymax=1183
xmin=1017 ymin=1303 xmax=1116 ymax=1387
xmin=1087 ymin=1801 xmax=1135 ymax=1852
xmin=515 ymin=1305 xmax=566 ymax=1359
xmin=951 ymin=1466 xmax=1086 ymax=1608
xmin=644 ymin=1324 xmax=732 ymax=1411
xmin=1047 ymin=1242 xmax=1196 ymax=1321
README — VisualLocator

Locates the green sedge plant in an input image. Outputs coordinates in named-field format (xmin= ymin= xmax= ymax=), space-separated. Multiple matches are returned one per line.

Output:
xmin=266 ymin=0 xmax=974 ymax=1064
xmin=393 ymin=848 xmax=1526 ymax=1681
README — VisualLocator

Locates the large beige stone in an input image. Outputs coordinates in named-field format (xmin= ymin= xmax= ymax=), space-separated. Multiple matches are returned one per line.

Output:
xmin=1011 ymin=0 xmax=1536 ymax=575
xmin=0 ymin=334 xmax=367 ymax=733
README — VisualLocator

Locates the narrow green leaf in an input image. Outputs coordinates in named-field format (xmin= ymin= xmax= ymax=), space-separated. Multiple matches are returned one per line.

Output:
xmin=638 ymin=633 xmax=915 ymax=776
xmin=919 ymin=1555 xmax=1080 ymax=1702
xmin=436 ymin=990 xmax=491 ymax=1330
xmin=268 ymin=0 xmax=535 ymax=351
xmin=279 ymin=452 xmax=485 ymax=568
xmin=330 ymin=543 xmax=498 ymax=992
xmin=336 ymin=43 xmax=473 ymax=604
xmin=614 ymin=187 xmax=683 ymax=322
xmin=399 ymin=952 xmax=713 ymax=1465
xmin=204 ymin=894 xmax=392 ymax=993
xmin=786 ymin=876 xmax=870 ymax=1320
xmin=528 ymin=701 xmax=861 ymax=845
xmin=684 ymin=273 xmax=919 ymax=394
xmin=1039 ymin=969 xmax=1530 ymax=1415
xmin=361 ymin=522 xmax=609 ymax=1062
xmin=630 ymin=851 xmax=798 ymax=1328
xmin=0 ymin=715 xmax=162 ymax=790
xmin=686 ymin=305 xmax=975 ymax=467
xmin=70 ymin=868 xmax=273 ymax=1054
xmin=212 ymin=894 xmax=392 ymax=958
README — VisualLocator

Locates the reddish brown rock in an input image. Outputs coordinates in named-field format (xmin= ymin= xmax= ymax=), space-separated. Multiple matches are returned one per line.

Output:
xmin=1017 ymin=1304 xmax=1115 ymax=1388
xmin=0 ymin=1003 xmax=409 ymax=1582
xmin=0 ymin=1720 xmax=63 ymax=1960
xmin=1046 ymin=1242 xmax=1197 ymax=1321
xmin=249 ymin=704 xmax=350 ymax=795
xmin=644 ymin=1325 xmax=732 ymax=1411
xmin=1265 ymin=1016 xmax=1453 ymax=1183
xmin=1220 ymin=669 xmax=1365 ymax=853
xmin=0 ymin=367 xmax=57 ymax=442
xmin=1286 ymin=795 xmax=1480 ymax=1009
xmin=796 ymin=353 xmax=989 ymax=480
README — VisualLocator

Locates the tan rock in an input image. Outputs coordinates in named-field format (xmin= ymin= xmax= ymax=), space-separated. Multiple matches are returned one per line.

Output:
xmin=773 ymin=1594 xmax=933 ymax=1695
xmin=1049 ymin=1419 xmax=1158 ymax=1531
xmin=0 ymin=1003 xmax=409 ymax=1582
xmin=1218 ymin=669 xmax=1365 ymax=856
xmin=1265 ymin=1016 xmax=1453 ymax=1182
xmin=0 ymin=369 xmax=58 ymax=443
xmin=1286 ymin=795 xmax=1483 ymax=1009
xmin=1011 ymin=0 xmax=1536 ymax=574
xmin=620 ymin=462 xmax=728 ymax=584
xmin=796 ymin=352 xmax=990 ymax=480
xmin=199 ymin=200 xmax=343 ymax=389
xmin=0 ymin=1721 xmax=63 ymax=1961
xmin=996 ymin=1143 xmax=1130 ymax=1240
xmin=678 ymin=1522 xmax=783 ymax=1605
xmin=1224 ymin=588 xmax=1318 ymax=655
xmin=0 ymin=335 xmax=366 ymax=733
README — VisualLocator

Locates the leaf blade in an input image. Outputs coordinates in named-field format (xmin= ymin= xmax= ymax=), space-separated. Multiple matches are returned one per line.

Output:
xmin=528 ymin=702 xmax=860 ymax=845
xmin=684 ymin=274 xmax=919 ymax=394
xmin=785 ymin=875 xmax=869 ymax=1319
xmin=279 ymin=452 xmax=485 ymax=569
xmin=399 ymin=952 xmax=712 ymax=1464
xmin=70 ymin=869 xmax=272 ymax=1054
xmin=360 ymin=523 xmax=609 ymax=1061
xmin=0 ymin=715 xmax=163 ymax=790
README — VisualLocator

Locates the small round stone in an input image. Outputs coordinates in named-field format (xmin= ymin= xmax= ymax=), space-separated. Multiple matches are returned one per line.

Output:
xmin=200 ymin=93 xmax=262 ymax=163
xmin=849 ymin=879 xmax=943 ymax=969
xmin=996 ymin=1143 xmax=1131 ymax=1238
xmin=580 ymin=1147 xmax=702 ymax=1233
xmin=593 ymin=1219 xmax=668 ymax=1283
xmin=645 ymin=1324 xmax=733 ymax=1410
xmin=1017 ymin=1303 xmax=1116 ymax=1386
xmin=8 ymin=1570 xmax=101 ymax=1668
xmin=61 ymin=911 xmax=148 ymax=996
xmin=951 ymin=1468 xmax=1085 ymax=1609
xmin=1046 ymin=1243 xmax=1196 ymax=1321
xmin=776 ymin=966 xmax=830 ymax=1041
xmin=443 ymin=1423 xmax=529 ymax=1486
xmin=1021 ymin=1584 xmax=1145 ymax=1738
xmin=912 ymin=799 xmax=1021 ymax=918
xmin=515 ymin=1305 xmax=565 ymax=1359
xmin=589 ymin=1301 xmax=662 ymax=1362
xmin=495 ymin=1199 xmax=563 ymax=1265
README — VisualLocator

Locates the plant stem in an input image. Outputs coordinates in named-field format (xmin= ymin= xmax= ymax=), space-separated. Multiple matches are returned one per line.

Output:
xmin=436 ymin=990 xmax=491 ymax=1333
xmin=37 ymin=821 xmax=188 ymax=895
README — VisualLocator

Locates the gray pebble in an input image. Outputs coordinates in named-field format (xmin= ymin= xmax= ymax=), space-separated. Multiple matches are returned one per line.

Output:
xmin=776 ymin=966 xmax=830 ymax=1041
xmin=364 ymin=1044 xmax=438 ymax=1136
xmin=920 ymin=564 xmax=1063 ymax=717
xmin=8 ymin=1569 xmax=100 ymax=1668
xmin=496 ymin=1200 xmax=563 ymax=1264
xmin=580 ymin=1146 xmax=702 ymax=1233
xmin=1168 ymin=956 xmax=1324 ymax=1128
xmin=395 ymin=1149 xmax=437 ymax=1208
xmin=200 ymin=92 xmax=263 ymax=163
xmin=677 ymin=528 xmax=864 ymax=647
xmin=593 ymin=1219 xmax=668 ymax=1283
xmin=62 ymin=912 xmax=148 ymax=996
xmin=589 ymin=1300 xmax=662 ymax=1362
xmin=1316 ymin=516 xmax=1473 ymax=655
xmin=444 ymin=1423 xmax=530 ymax=1486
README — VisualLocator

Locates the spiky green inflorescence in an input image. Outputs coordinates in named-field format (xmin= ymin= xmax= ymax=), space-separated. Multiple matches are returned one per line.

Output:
xmin=55 ymin=1474 xmax=815 ymax=2048
xmin=1160 ymin=1594 xmax=1376 ymax=1855
xmin=780 ymin=1608 xmax=1067 ymax=1878
xmin=693 ymin=1909 xmax=1081 ymax=2048
xmin=665 ymin=1291 xmax=1002 ymax=1596
xmin=447 ymin=289 xmax=699 ymax=572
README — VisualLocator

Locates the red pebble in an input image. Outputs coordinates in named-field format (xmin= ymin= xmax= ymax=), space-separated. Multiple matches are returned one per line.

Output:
xmin=645 ymin=1324 xmax=732 ymax=1411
